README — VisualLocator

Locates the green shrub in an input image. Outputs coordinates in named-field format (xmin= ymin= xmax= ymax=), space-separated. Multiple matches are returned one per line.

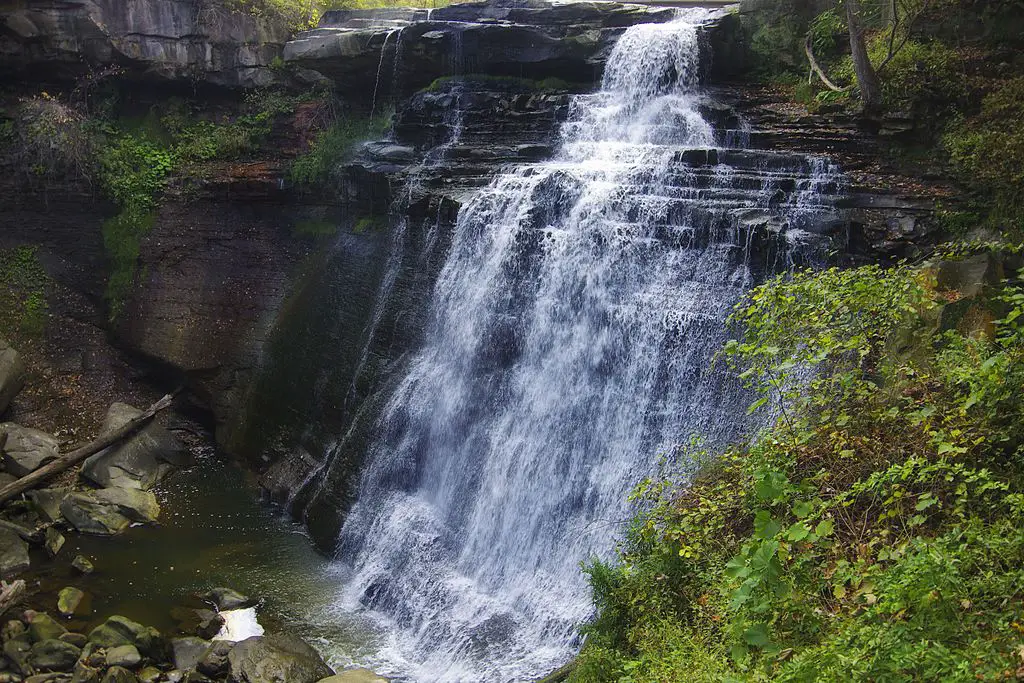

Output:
xmin=944 ymin=78 xmax=1024 ymax=234
xmin=572 ymin=252 xmax=1024 ymax=682
xmin=289 ymin=111 xmax=391 ymax=188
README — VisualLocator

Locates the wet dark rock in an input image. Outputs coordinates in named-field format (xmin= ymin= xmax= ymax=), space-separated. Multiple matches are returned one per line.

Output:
xmin=30 ymin=638 xmax=80 ymax=672
xmin=196 ymin=640 xmax=232 ymax=677
xmin=227 ymin=633 xmax=332 ymax=683
xmin=4 ymin=635 xmax=32 ymax=674
xmin=285 ymin=0 xmax=680 ymax=98
xmin=0 ymin=424 xmax=59 ymax=477
xmin=58 ymin=633 xmax=87 ymax=648
xmin=0 ymin=530 xmax=29 ymax=578
xmin=0 ymin=341 xmax=25 ymax=415
xmin=56 ymin=588 xmax=84 ymax=618
xmin=43 ymin=529 xmax=64 ymax=559
xmin=103 ymin=644 xmax=141 ymax=668
xmin=171 ymin=638 xmax=209 ymax=672
xmin=100 ymin=666 xmax=137 ymax=683
xmin=137 ymin=667 xmax=161 ymax=683
xmin=2 ymin=620 xmax=25 ymax=643
xmin=28 ymin=489 xmax=68 ymax=524
xmin=81 ymin=403 xmax=188 ymax=491
xmin=61 ymin=488 xmax=160 ymax=536
xmin=70 ymin=556 xmax=94 ymax=575
xmin=28 ymin=614 xmax=67 ymax=643
xmin=87 ymin=617 xmax=161 ymax=659
xmin=205 ymin=588 xmax=254 ymax=612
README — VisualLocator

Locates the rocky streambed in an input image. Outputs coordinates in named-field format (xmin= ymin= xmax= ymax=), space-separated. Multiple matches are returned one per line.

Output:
xmin=0 ymin=338 xmax=389 ymax=682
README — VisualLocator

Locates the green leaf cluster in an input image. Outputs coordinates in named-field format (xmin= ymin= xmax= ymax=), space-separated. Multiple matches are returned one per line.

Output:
xmin=572 ymin=249 xmax=1024 ymax=682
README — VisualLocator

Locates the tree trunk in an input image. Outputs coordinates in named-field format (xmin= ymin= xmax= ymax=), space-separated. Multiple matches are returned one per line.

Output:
xmin=846 ymin=0 xmax=884 ymax=115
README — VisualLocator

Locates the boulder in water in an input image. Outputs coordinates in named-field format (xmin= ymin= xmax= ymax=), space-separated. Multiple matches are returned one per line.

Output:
xmin=56 ymin=587 xmax=85 ymax=617
xmin=227 ymin=633 xmax=332 ymax=683
xmin=0 ymin=529 xmax=29 ymax=578
xmin=0 ymin=423 xmax=58 ymax=476
xmin=28 ymin=612 xmax=67 ymax=642
xmin=205 ymin=587 xmax=255 ymax=611
xmin=30 ymin=638 xmax=81 ymax=671
xmin=104 ymin=643 xmax=142 ymax=668
xmin=81 ymin=402 xmax=189 ymax=490
xmin=61 ymin=488 xmax=160 ymax=535
xmin=171 ymin=636 xmax=211 ymax=671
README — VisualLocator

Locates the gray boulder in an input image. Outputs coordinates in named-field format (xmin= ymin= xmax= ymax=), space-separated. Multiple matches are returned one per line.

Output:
xmin=28 ymin=612 xmax=67 ymax=642
xmin=28 ymin=487 xmax=69 ymax=523
xmin=30 ymin=638 xmax=81 ymax=671
xmin=171 ymin=637 xmax=211 ymax=671
xmin=0 ymin=424 xmax=59 ymax=477
xmin=0 ymin=528 xmax=29 ymax=578
xmin=81 ymin=403 xmax=188 ymax=490
xmin=0 ymin=341 xmax=25 ymax=415
xmin=205 ymin=588 xmax=254 ymax=611
xmin=104 ymin=643 xmax=141 ymax=668
xmin=88 ymin=615 xmax=162 ymax=659
xmin=61 ymin=487 xmax=160 ymax=535
xmin=227 ymin=633 xmax=332 ymax=683
xmin=102 ymin=666 xmax=138 ymax=683
xmin=57 ymin=587 xmax=85 ymax=617
xmin=197 ymin=640 xmax=233 ymax=677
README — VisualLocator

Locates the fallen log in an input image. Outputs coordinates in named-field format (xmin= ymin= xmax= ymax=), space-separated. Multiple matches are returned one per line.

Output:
xmin=0 ymin=392 xmax=177 ymax=506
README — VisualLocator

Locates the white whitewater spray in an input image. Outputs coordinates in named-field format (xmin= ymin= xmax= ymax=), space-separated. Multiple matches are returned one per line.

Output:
xmin=329 ymin=10 xmax=841 ymax=682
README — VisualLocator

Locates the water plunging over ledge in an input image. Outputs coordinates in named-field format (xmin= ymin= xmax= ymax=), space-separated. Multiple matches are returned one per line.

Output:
xmin=326 ymin=9 xmax=845 ymax=682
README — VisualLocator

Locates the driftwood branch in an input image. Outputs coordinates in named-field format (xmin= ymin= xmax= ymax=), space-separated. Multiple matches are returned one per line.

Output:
xmin=0 ymin=392 xmax=177 ymax=506
xmin=0 ymin=580 xmax=25 ymax=618
xmin=804 ymin=35 xmax=851 ymax=93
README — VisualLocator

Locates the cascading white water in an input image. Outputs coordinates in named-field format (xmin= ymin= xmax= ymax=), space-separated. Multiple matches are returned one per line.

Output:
xmin=329 ymin=10 xmax=843 ymax=682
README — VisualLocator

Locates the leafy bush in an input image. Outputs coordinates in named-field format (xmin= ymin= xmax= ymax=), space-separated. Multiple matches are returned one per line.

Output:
xmin=289 ymin=110 xmax=391 ymax=188
xmin=944 ymin=78 xmax=1024 ymax=234
xmin=571 ymin=250 xmax=1024 ymax=682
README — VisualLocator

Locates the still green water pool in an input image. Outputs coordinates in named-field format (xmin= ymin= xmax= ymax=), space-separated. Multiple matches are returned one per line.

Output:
xmin=33 ymin=448 xmax=378 ymax=670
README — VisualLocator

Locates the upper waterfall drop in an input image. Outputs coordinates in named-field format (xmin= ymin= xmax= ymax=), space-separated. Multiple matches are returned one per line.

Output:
xmin=327 ymin=9 xmax=844 ymax=682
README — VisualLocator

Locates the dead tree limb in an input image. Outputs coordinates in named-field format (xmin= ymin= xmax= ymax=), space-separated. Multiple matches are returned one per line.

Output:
xmin=804 ymin=35 xmax=851 ymax=93
xmin=0 ymin=392 xmax=177 ymax=506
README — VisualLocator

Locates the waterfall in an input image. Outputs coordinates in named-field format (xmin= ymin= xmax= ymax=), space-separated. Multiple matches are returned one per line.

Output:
xmin=328 ymin=10 xmax=843 ymax=682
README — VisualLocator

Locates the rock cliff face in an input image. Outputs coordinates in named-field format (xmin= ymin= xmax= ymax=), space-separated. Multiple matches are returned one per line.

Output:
xmin=285 ymin=1 xmax=677 ymax=100
xmin=0 ymin=0 xmax=290 ymax=88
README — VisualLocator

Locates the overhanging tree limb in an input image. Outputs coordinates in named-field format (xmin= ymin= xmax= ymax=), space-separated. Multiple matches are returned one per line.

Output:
xmin=804 ymin=35 xmax=851 ymax=93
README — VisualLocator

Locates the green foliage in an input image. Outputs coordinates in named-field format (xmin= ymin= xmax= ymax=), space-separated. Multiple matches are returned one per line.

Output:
xmin=2 ymin=95 xmax=96 ymax=183
xmin=0 ymin=246 xmax=49 ymax=337
xmin=874 ymin=39 xmax=966 ymax=113
xmin=289 ymin=111 xmax=391 ymax=189
xmin=944 ymin=78 xmax=1024 ymax=234
xmin=89 ymin=89 xmax=302 ymax=317
xmin=572 ymin=251 xmax=1024 ymax=682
